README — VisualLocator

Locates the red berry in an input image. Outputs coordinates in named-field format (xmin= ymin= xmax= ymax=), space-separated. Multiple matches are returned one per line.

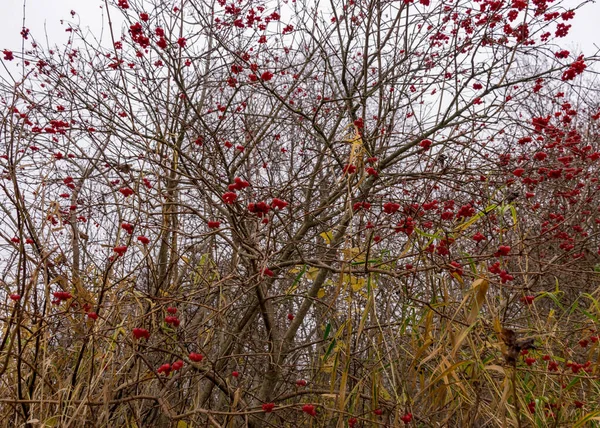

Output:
xmin=113 ymin=245 xmax=128 ymax=256
xmin=419 ymin=139 xmax=432 ymax=150
xmin=366 ymin=167 xmax=379 ymax=177
xmin=164 ymin=316 xmax=180 ymax=327
xmin=401 ymin=412 xmax=413 ymax=423
xmin=520 ymin=295 xmax=535 ymax=305
xmin=52 ymin=291 xmax=73 ymax=301
xmin=343 ymin=164 xmax=357 ymax=174
xmin=383 ymin=202 xmax=400 ymax=214
xmin=9 ymin=294 xmax=21 ymax=301
xmin=302 ymin=404 xmax=316 ymax=416
xmin=87 ymin=312 xmax=98 ymax=320
xmin=157 ymin=363 xmax=171 ymax=375
xmin=287 ymin=313 xmax=294 ymax=321
xmin=261 ymin=71 xmax=274 ymax=81
xmin=166 ymin=307 xmax=177 ymax=314
xmin=172 ymin=360 xmax=184 ymax=371
xmin=222 ymin=192 xmax=237 ymax=204
xmin=189 ymin=352 xmax=204 ymax=362
xmin=495 ymin=245 xmax=511 ymax=256
xmin=121 ymin=222 xmax=134 ymax=234
xmin=296 ymin=379 xmax=307 ymax=387
xmin=132 ymin=328 xmax=150 ymax=340
xmin=373 ymin=408 xmax=383 ymax=416
xmin=232 ymin=371 xmax=239 ymax=377
xmin=271 ymin=198 xmax=288 ymax=210
xmin=525 ymin=357 xmax=536 ymax=366
xmin=119 ymin=187 xmax=134 ymax=197
xmin=472 ymin=232 xmax=486 ymax=242
xmin=262 ymin=403 xmax=275 ymax=413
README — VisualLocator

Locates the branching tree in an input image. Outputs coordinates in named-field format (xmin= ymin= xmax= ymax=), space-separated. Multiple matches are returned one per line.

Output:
xmin=1 ymin=0 xmax=600 ymax=426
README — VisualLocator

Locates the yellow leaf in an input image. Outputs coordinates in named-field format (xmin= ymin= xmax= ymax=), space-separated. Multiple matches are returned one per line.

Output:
xmin=484 ymin=365 xmax=506 ymax=376
xmin=321 ymin=393 xmax=339 ymax=400
xmin=467 ymin=277 xmax=489 ymax=324
xmin=451 ymin=271 xmax=464 ymax=285
xmin=451 ymin=323 xmax=476 ymax=359
xmin=43 ymin=417 xmax=60 ymax=427
xmin=306 ymin=267 xmax=320 ymax=281
xmin=317 ymin=288 xmax=326 ymax=299
xmin=493 ymin=317 xmax=502 ymax=334
xmin=285 ymin=282 xmax=299 ymax=295
xmin=289 ymin=266 xmax=303 ymax=274
xmin=320 ymin=231 xmax=333 ymax=245
xmin=177 ymin=422 xmax=188 ymax=428
xmin=341 ymin=247 xmax=363 ymax=261
xmin=321 ymin=357 xmax=334 ymax=373
xmin=349 ymin=276 xmax=366 ymax=292
xmin=379 ymin=386 xmax=392 ymax=400
xmin=342 ymin=274 xmax=365 ymax=290
xmin=454 ymin=204 xmax=497 ymax=233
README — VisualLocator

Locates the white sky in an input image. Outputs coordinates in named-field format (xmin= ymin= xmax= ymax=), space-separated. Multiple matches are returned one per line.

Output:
xmin=1 ymin=0 xmax=598 ymax=59
xmin=1 ymin=0 xmax=119 ymax=54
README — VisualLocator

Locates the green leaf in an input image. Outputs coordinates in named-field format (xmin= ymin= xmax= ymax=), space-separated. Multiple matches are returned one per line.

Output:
xmin=414 ymin=228 xmax=442 ymax=239
xmin=508 ymin=204 xmax=518 ymax=225
xmin=293 ymin=265 xmax=307 ymax=283
xmin=537 ymin=290 xmax=563 ymax=310
xmin=323 ymin=322 xmax=331 ymax=340
xmin=565 ymin=376 xmax=581 ymax=391
xmin=285 ymin=265 xmax=307 ymax=294
xmin=574 ymin=410 xmax=600 ymax=427
xmin=581 ymin=309 xmax=599 ymax=323
xmin=323 ymin=339 xmax=336 ymax=360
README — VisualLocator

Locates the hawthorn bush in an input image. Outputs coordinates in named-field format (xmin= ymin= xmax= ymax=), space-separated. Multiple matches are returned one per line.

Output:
xmin=1 ymin=0 xmax=600 ymax=426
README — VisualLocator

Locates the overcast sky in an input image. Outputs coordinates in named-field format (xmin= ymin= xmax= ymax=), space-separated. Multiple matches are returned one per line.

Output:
xmin=1 ymin=0 xmax=599 ymax=60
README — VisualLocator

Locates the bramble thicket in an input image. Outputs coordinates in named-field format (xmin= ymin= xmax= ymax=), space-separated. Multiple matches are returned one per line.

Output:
xmin=1 ymin=0 xmax=600 ymax=426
